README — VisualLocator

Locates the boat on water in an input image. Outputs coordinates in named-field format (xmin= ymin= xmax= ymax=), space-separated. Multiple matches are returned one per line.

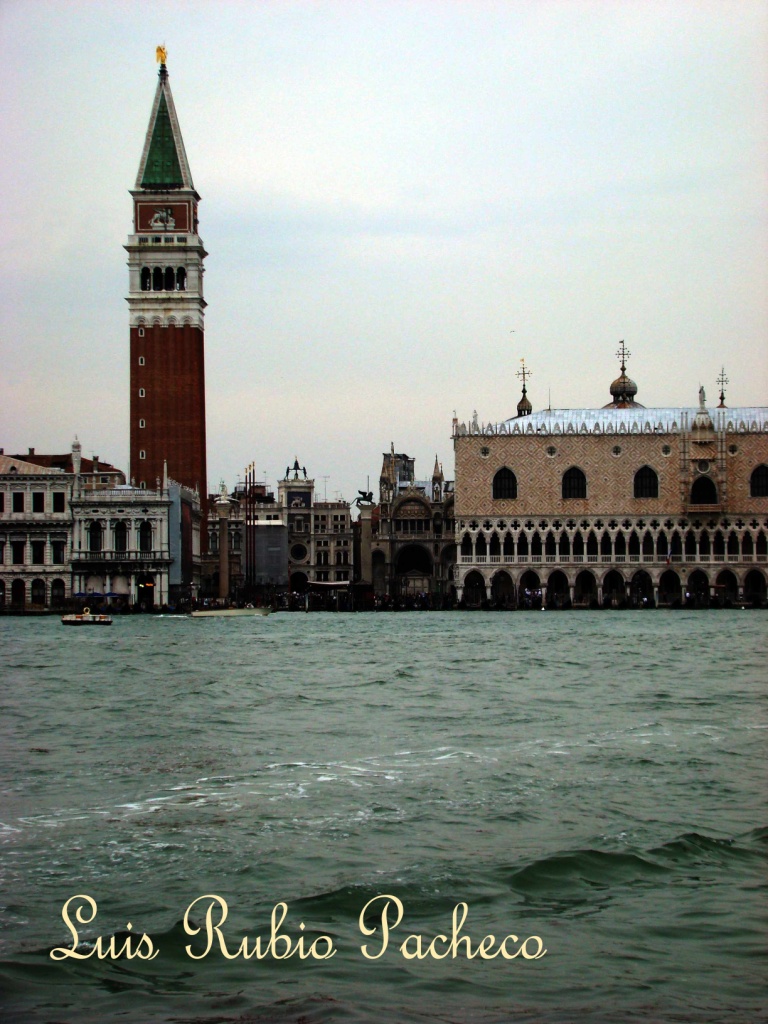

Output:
xmin=61 ymin=607 xmax=113 ymax=626
xmin=190 ymin=607 xmax=271 ymax=618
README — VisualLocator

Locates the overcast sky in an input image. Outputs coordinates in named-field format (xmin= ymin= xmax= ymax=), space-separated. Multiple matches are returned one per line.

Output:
xmin=1 ymin=0 xmax=766 ymax=502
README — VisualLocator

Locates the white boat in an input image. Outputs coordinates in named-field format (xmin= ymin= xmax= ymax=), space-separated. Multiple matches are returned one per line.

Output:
xmin=62 ymin=607 xmax=113 ymax=626
xmin=190 ymin=607 xmax=271 ymax=618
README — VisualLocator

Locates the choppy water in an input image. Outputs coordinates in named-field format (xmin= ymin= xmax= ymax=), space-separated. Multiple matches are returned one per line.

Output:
xmin=0 ymin=611 xmax=765 ymax=1023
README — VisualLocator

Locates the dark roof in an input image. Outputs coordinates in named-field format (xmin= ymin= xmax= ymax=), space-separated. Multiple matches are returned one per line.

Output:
xmin=10 ymin=453 xmax=125 ymax=476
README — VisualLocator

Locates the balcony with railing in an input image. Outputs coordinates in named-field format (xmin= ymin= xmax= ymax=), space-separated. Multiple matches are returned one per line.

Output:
xmin=72 ymin=549 xmax=171 ymax=563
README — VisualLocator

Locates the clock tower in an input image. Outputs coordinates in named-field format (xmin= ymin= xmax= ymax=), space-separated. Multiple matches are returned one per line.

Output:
xmin=126 ymin=54 xmax=207 ymax=505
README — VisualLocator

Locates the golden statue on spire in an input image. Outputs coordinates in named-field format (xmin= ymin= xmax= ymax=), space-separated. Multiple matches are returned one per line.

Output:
xmin=156 ymin=45 xmax=167 ymax=65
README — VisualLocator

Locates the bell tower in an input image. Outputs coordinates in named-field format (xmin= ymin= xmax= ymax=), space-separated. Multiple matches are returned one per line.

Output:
xmin=126 ymin=50 xmax=207 ymax=503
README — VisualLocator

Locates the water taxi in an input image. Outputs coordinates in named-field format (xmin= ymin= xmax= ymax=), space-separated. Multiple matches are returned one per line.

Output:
xmin=61 ymin=607 xmax=113 ymax=626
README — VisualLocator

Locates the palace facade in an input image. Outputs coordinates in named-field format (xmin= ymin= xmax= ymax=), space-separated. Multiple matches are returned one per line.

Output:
xmin=453 ymin=363 xmax=768 ymax=608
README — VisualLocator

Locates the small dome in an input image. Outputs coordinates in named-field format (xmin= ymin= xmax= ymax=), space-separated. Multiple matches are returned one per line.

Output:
xmin=517 ymin=392 xmax=532 ymax=416
xmin=604 ymin=372 xmax=643 ymax=408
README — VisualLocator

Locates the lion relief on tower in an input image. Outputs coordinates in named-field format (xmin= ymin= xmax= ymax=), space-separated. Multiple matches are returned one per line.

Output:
xmin=149 ymin=207 xmax=176 ymax=229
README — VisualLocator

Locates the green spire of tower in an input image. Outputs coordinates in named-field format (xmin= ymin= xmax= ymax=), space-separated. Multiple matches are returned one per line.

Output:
xmin=135 ymin=56 xmax=195 ymax=192
xmin=141 ymin=92 xmax=184 ymax=188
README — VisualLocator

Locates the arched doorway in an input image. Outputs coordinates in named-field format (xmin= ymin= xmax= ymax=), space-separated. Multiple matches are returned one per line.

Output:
xmin=630 ymin=570 xmax=654 ymax=607
xmin=743 ymin=569 xmax=766 ymax=607
xmin=11 ymin=579 xmax=25 ymax=608
xmin=546 ymin=569 xmax=569 ymax=609
xmin=137 ymin=573 xmax=156 ymax=609
xmin=31 ymin=579 xmax=46 ymax=606
xmin=686 ymin=569 xmax=709 ymax=608
xmin=715 ymin=569 xmax=738 ymax=607
xmin=289 ymin=571 xmax=308 ymax=594
xmin=603 ymin=569 xmax=626 ymax=608
xmin=395 ymin=544 xmax=433 ymax=597
xmin=491 ymin=570 xmax=514 ymax=608
xmin=51 ymin=579 xmax=66 ymax=607
xmin=518 ymin=570 xmax=541 ymax=609
xmin=658 ymin=569 xmax=682 ymax=607
xmin=574 ymin=570 xmax=597 ymax=607
xmin=462 ymin=570 xmax=486 ymax=609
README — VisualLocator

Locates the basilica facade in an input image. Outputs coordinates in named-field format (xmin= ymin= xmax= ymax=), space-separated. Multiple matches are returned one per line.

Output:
xmin=453 ymin=359 xmax=768 ymax=608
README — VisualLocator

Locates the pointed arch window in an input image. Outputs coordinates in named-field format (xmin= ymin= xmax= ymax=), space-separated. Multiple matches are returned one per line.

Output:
xmin=751 ymin=464 xmax=768 ymax=497
xmin=138 ymin=522 xmax=153 ymax=553
xmin=562 ymin=467 xmax=587 ymax=500
xmin=492 ymin=467 xmax=517 ymax=499
xmin=88 ymin=522 xmax=103 ymax=553
xmin=634 ymin=466 xmax=659 ymax=498
xmin=114 ymin=521 xmax=128 ymax=553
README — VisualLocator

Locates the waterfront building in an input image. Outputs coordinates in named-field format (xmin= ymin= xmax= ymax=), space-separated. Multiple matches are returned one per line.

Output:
xmin=70 ymin=462 xmax=201 ymax=609
xmin=200 ymin=463 xmax=347 ymax=604
xmin=0 ymin=454 xmax=72 ymax=609
xmin=363 ymin=446 xmax=456 ymax=605
xmin=453 ymin=354 xmax=768 ymax=608
xmin=126 ymin=54 xmax=208 ymax=505
xmin=279 ymin=459 xmax=353 ymax=597
xmin=233 ymin=474 xmax=287 ymax=598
